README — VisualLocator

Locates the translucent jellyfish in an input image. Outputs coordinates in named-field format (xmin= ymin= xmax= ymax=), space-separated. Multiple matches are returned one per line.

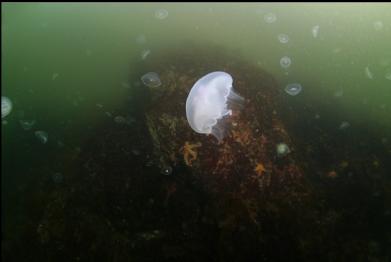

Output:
xmin=276 ymin=143 xmax=290 ymax=157
xmin=52 ymin=173 xmax=63 ymax=184
xmin=278 ymin=33 xmax=289 ymax=44
xmin=264 ymin=12 xmax=277 ymax=24
xmin=136 ymin=34 xmax=146 ymax=45
xmin=19 ymin=119 xmax=36 ymax=130
xmin=285 ymin=83 xmax=302 ymax=96
xmin=141 ymin=72 xmax=162 ymax=88
xmin=373 ymin=20 xmax=383 ymax=31
xmin=312 ymin=25 xmax=320 ymax=38
xmin=141 ymin=49 xmax=151 ymax=60
xmin=2 ymin=96 xmax=12 ymax=118
xmin=114 ymin=116 xmax=127 ymax=124
xmin=155 ymin=9 xmax=168 ymax=19
xmin=334 ymin=89 xmax=344 ymax=98
xmin=35 ymin=130 xmax=48 ymax=144
xmin=280 ymin=56 xmax=292 ymax=69
xmin=385 ymin=70 xmax=391 ymax=80
xmin=52 ymin=73 xmax=59 ymax=80
xmin=365 ymin=66 xmax=374 ymax=79
xmin=339 ymin=121 xmax=350 ymax=130
xmin=185 ymin=71 xmax=244 ymax=142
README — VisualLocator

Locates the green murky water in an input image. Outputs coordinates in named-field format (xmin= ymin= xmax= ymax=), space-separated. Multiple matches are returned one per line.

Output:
xmin=2 ymin=3 xmax=391 ymax=261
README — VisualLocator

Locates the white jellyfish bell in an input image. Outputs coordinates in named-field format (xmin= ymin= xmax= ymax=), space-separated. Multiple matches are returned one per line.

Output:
xmin=185 ymin=71 xmax=244 ymax=142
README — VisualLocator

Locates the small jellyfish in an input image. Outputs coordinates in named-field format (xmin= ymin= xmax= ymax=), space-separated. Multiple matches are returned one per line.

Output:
xmin=278 ymin=33 xmax=289 ymax=44
xmin=385 ymin=70 xmax=391 ymax=80
xmin=2 ymin=96 xmax=12 ymax=118
xmin=276 ymin=143 xmax=290 ymax=157
xmin=121 ymin=82 xmax=130 ymax=89
xmin=19 ymin=119 xmax=36 ymax=130
xmin=141 ymin=49 xmax=151 ymax=60
xmin=105 ymin=111 xmax=112 ymax=118
xmin=141 ymin=72 xmax=162 ymax=88
xmin=285 ymin=83 xmax=302 ymax=96
xmin=280 ymin=56 xmax=292 ymax=69
xmin=314 ymin=114 xmax=320 ymax=119
xmin=264 ymin=12 xmax=277 ymax=24
xmin=334 ymin=89 xmax=344 ymax=98
xmin=52 ymin=73 xmax=59 ymax=80
xmin=365 ymin=66 xmax=374 ymax=79
xmin=35 ymin=130 xmax=48 ymax=144
xmin=114 ymin=116 xmax=127 ymax=124
xmin=312 ymin=25 xmax=320 ymax=38
xmin=2 ymin=120 xmax=8 ymax=125
xmin=373 ymin=20 xmax=383 ymax=31
xmin=52 ymin=172 xmax=63 ymax=184
xmin=155 ymin=9 xmax=168 ymax=19
xmin=339 ymin=121 xmax=350 ymax=130
xmin=185 ymin=71 xmax=244 ymax=142
xmin=136 ymin=34 xmax=146 ymax=45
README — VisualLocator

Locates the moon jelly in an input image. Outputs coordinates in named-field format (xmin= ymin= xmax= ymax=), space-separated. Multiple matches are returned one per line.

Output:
xmin=185 ymin=71 xmax=244 ymax=142
xmin=264 ymin=12 xmax=277 ymax=24
xmin=2 ymin=96 xmax=12 ymax=119
xmin=155 ymin=9 xmax=168 ymax=19
xmin=312 ymin=25 xmax=320 ymax=38
xmin=278 ymin=33 xmax=289 ymax=44
xmin=276 ymin=143 xmax=290 ymax=157
xmin=280 ymin=56 xmax=292 ymax=69
xmin=19 ymin=119 xmax=36 ymax=130
xmin=35 ymin=130 xmax=48 ymax=144
xmin=285 ymin=83 xmax=302 ymax=96
xmin=141 ymin=72 xmax=162 ymax=88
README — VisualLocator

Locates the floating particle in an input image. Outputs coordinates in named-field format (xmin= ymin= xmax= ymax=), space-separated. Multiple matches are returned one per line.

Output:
xmin=35 ymin=130 xmax=48 ymax=144
xmin=314 ymin=114 xmax=320 ymax=119
xmin=105 ymin=111 xmax=112 ymax=117
xmin=278 ymin=33 xmax=289 ymax=44
xmin=155 ymin=9 xmax=168 ymax=19
xmin=285 ymin=83 xmax=302 ymax=96
xmin=264 ymin=12 xmax=277 ymax=24
xmin=141 ymin=49 xmax=151 ymax=60
xmin=141 ymin=72 xmax=162 ymax=87
xmin=280 ymin=56 xmax=292 ymax=69
xmin=19 ymin=119 xmax=36 ymax=130
xmin=373 ymin=20 xmax=384 ymax=31
xmin=1 ymin=96 xmax=12 ymax=118
xmin=312 ymin=25 xmax=320 ymax=38
xmin=52 ymin=73 xmax=59 ymax=80
xmin=276 ymin=143 xmax=290 ymax=157
xmin=339 ymin=121 xmax=350 ymax=130
xmin=96 ymin=103 xmax=103 ymax=108
xmin=365 ymin=66 xmax=374 ymax=79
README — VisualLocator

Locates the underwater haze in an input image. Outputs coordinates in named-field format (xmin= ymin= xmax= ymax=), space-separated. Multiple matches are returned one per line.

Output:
xmin=2 ymin=3 xmax=391 ymax=261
